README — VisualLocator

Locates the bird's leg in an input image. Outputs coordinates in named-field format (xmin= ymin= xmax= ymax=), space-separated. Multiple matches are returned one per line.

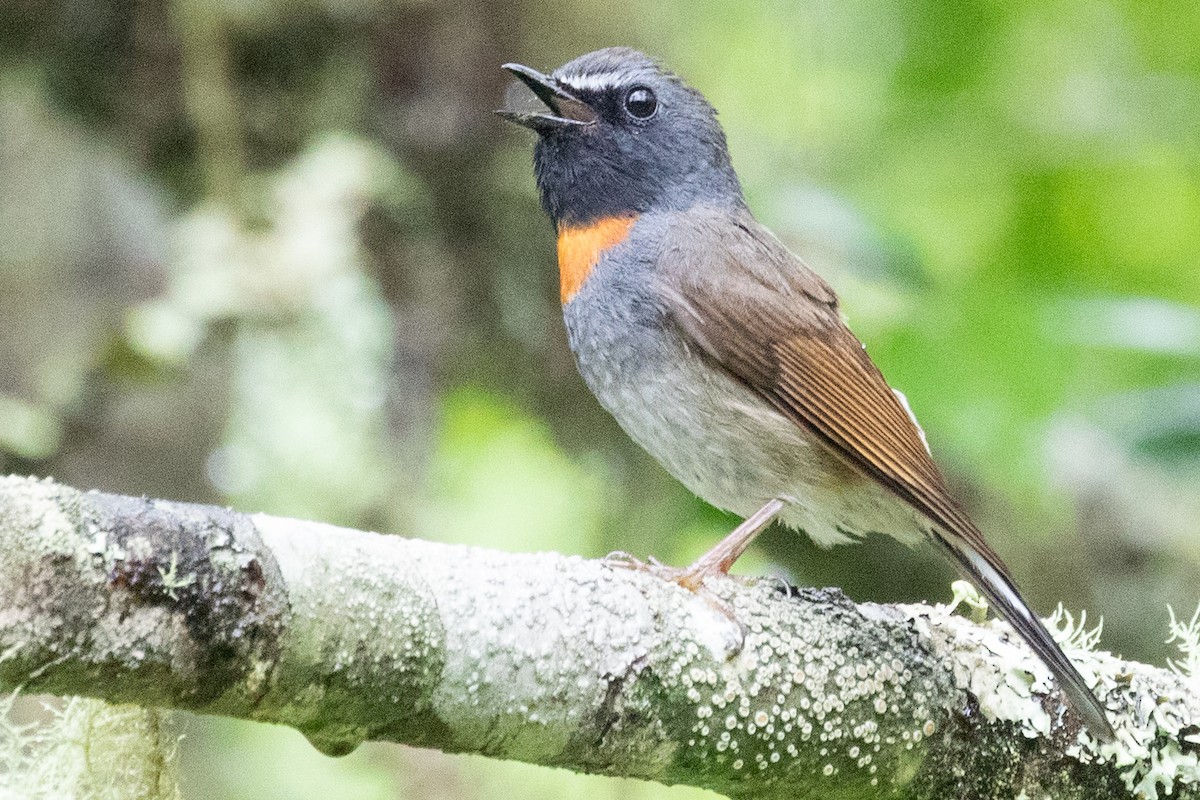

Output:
xmin=673 ymin=498 xmax=786 ymax=590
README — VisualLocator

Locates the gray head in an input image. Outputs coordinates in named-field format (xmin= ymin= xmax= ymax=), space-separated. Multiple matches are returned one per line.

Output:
xmin=499 ymin=48 xmax=744 ymax=226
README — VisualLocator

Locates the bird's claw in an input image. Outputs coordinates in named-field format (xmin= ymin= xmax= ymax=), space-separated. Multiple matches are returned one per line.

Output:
xmin=602 ymin=550 xmax=652 ymax=571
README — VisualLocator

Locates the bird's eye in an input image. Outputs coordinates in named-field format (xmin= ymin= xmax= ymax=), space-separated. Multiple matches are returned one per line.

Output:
xmin=623 ymin=86 xmax=658 ymax=119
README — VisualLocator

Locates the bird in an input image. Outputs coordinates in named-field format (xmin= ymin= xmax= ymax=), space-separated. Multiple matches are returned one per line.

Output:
xmin=496 ymin=46 xmax=1114 ymax=742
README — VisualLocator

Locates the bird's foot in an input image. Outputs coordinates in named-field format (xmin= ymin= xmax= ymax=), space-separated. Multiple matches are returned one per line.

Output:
xmin=602 ymin=550 xmax=663 ymax=571
xmin=603 ymin=550 xmax=725 ymax=591
xmin=606 ymin=497 xmax=787 ymax=585
xmin=604 ymin=549 xmax=739 ymax=619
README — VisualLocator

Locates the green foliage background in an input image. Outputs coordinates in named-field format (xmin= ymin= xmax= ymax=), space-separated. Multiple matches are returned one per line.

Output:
xmin=1 ymin=1 xmax=1197 ymax=797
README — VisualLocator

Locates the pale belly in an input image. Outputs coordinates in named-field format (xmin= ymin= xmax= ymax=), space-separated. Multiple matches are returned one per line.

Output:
xmin=564 ymin=277 xmax=923 ymax=549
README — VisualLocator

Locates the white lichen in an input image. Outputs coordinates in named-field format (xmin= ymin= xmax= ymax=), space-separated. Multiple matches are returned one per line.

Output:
xmin=1166 ymin=605 xmax=1200 ymax=681
xmin=1 ymin=694 xmax=180 ymax=799
xmin=945 ymin=579 xmax=990 ymax=624
xmin=1046 ymin=605 xmax=1104 ymax=653
xmin=156 ymin=551 xmax=195 ymax=600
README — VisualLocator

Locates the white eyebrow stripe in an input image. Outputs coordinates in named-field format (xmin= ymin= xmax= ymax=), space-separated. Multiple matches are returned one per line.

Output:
xmin=557 ymin=72 xmax=625 ymax=92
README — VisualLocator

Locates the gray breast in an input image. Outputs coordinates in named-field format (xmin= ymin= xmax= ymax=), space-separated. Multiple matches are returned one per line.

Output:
xmin=563 ymin=257 xmax=883 ymax=546
xmin=561 ymin=227 xmax=923 ymax=549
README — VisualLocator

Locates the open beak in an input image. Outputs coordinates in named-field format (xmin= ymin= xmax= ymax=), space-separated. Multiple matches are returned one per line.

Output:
xmin=496 ymin=63 xmax=597 ymax=131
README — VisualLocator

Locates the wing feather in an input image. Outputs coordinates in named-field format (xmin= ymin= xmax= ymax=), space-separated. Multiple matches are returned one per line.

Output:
xmin=659 ymin=211 xmax=999 ymax=562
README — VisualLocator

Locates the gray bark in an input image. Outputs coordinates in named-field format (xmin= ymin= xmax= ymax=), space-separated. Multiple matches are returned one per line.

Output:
xmin=0 ymin=474 xmax=1196 ymax=799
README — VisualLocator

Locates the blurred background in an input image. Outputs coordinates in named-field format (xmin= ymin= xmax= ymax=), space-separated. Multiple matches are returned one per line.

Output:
xmin=1 ymin=0 xmax=1197 ymax=797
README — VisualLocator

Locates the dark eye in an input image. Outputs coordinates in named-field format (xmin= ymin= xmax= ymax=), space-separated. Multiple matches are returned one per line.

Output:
xmin=624 ymin=86 xmax=658 ymax=119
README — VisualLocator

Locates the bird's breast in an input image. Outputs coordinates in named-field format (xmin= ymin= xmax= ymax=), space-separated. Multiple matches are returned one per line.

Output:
xmin=564 ymin=259 xmax=820 ymax=515
xmin=561 ymin=242 xmax=920 ymax=547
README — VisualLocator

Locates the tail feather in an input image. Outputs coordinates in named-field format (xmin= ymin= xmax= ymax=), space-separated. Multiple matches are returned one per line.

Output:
xmin=933 ymin=533 xmax=1115 ymax=742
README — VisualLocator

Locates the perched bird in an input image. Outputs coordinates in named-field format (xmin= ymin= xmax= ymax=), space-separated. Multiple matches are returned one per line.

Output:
xmin=498 ymin=46 xmax=1114 ymax=741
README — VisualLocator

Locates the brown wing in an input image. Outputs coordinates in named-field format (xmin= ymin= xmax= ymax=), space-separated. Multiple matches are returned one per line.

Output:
xmin=656 ymin=207 xmax=996 ymax=563
xmin=656 ymin=207 xmax=1115 ymax=739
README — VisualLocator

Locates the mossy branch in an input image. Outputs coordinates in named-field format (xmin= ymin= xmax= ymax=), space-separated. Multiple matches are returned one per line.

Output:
xmin=0 ymin=475 xmax=1197 ymax=799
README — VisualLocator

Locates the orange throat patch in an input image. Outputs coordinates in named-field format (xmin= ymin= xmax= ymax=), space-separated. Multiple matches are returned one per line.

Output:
xmin=556 ymin=215 xmax=638 ymax=304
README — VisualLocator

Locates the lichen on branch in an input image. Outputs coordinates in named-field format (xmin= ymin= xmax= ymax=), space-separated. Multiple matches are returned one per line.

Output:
xmin=0 ymin=475 xmax=1197 ymax=799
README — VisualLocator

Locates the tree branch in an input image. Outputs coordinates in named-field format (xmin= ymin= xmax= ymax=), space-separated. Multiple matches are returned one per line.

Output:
xmin=0 ymin=475 xmax=1196 ymax=798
